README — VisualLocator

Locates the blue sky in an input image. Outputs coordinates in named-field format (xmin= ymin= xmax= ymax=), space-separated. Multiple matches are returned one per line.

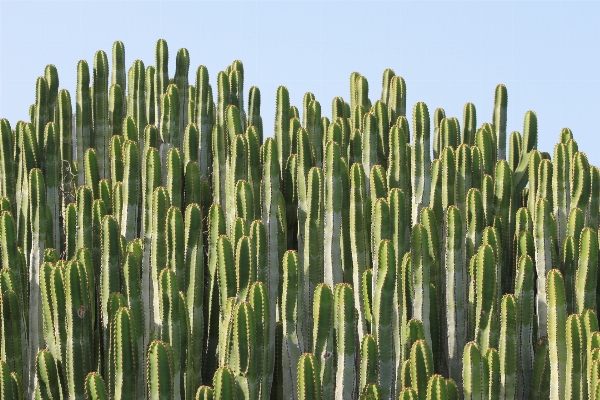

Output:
xmin=1 ymin=1 xmax=599 ymax=165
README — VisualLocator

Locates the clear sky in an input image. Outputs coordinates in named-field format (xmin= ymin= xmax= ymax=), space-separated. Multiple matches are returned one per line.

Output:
xmin=1 ymin=1 xmax=599 ymax=165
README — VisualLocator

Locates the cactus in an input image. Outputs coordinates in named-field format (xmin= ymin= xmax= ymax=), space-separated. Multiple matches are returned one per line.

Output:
xmin=280 ymin=250 xmax=303 ymax=399
xmin=444 ymin=206 xmax=466 ymax=388
xmin=147 ymin=340 xmax=174 ymax=399
xmin=535 ymin=198 xmax=556 ymax=338
xmin=575 ymin=227 xmax=598 ymax=313
xmin=85 ymin=373 xmax=109 ymax=400
xmin=542 ymin=270 xmax=565 ymax=399
xmin=411 ymin=102 xmax=431 ymax=225
xmin=297 ymin=353 xmax=320 ymax=400
xmin=5 ymin=42 xmax=600 ymax=399
xmin=565 ymin=314 xmax=583 ymax=400
xmin=410 ymin=340 xmax=433 ymax=400
xmin=370 ymin=240 xmax=396 ymax=397
xmin=334 ymin=283 xmax=357 ymax=399
xmin=411 ymin=224 xmax=431 ymax=346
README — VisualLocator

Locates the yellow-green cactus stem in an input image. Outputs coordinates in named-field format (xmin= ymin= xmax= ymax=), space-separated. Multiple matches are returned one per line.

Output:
xmin=545 ymin=269 xmax=567 ymax=400
xmin=213 ymin=366 xmax=236 ymax=400
xmin=260 ymin=138 xmax=280 ymax=398
xmin=425 ymin=374 xmax=447 ymax=400
xmin=411 ymin=102 xmax=431 ymax=225
xmin=388 ymin=75 xmax=407 ymax=124
xmin=497 ymin=294 xmax=517 ymax=399
xmin=92 ymin=51 xmax=109 ymax=181
xmin=492 ymin=84 xmax=507 ymax=160
xmin=411 ymin=224 xmax=431 ymax=346
xmin=281 ymin=251 xmax=303 ymax=399
xmin=534 ymin=197 xmax=556 ymax=337
xmin=359 ymin=334 xmax=378 ymax=394
xmin=372 ymin=240 xmax=397 ymax=398
xmin=28 ymin=168 xmax=46 ymax=394
xmin=158 ymin=268 xmax=182 ymax=398
xmin=195 ymin=386 xmax=214 ymax=400
xmin=297 ymin=353 xmax=320 ymax=400
xmin=85 ymin=372 xmax=108 ymax=400
xmin=34 ymin=349 xmax=62 ymax=400
xmin=462 ymin=342 xmax=487 ymax=400
xmin=514 ymin=111 xmax=538 ymax=193
xmin=1 ymin=288 xmax=22 ymax=383
xmin=76 ymin=61 xmax=92 ymax=187
xmin=174 ymin=49 xmax=190 ymax=135
xmin=564 ymin=314 xmax=583 ymax=400
xmin=334 ymin=283 xmax=357 ymax=399
xmin=576 ymin=227 xmax=597 ymax=313
xmin=474 ymin=245 xmax=496 ymax=355
xmin=514 ymin=255 xmax=534 ymax=398
xmin=433 ymin=109 xmax=446 ymax=160
xmin=205 ymin=204 xmax=226 ymax=379
xmin=398 ymin=387 xmax=418 ymax=400
xmin=147 ymin=340 xmax=174 ymax=400
xmin=121 ymin=140 xmax=140 ymax=241
xmin=570 ymin=152 xmax=590 ymax=212
xmin=195 ymin=66 xmax=213 ymax=182
xmin=410 ymin=340 xmax=433 ymax=400
xmin=444 ymin=205 xmax=465 ymax=388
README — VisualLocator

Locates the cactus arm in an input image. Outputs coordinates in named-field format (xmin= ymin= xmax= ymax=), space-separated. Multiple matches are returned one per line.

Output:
xmin=546 ymin=269 xmax=567 ymax=400
xmin=575 ymin=228 xmax=598 ymax=313
xmin=371 ymin=240 xmax=396 ymax=398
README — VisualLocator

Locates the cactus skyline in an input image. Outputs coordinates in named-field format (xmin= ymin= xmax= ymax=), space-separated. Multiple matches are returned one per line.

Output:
xmin=1 ymin=35 xmax=600 ymax=399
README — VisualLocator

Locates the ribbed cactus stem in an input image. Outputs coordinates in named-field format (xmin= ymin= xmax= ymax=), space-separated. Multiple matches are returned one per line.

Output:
xmin=575 ymin=227 xmax=598 ymax=313
xmin=411 ymin=102 xmax=431 ymax=225
xmin=281 ymin=250 xmax=303 ymax=399
xmin=334 ymin=283 xmax=357 ymax=399
xmin=28 ymin=168 xmax=46 ymax=395
xmin=411 ymin=224 xmax=431 ymax=346
xmin=372 ymin=240 xmax=396 ymax=398
xmin=546 ymin=269 xmax=567 ymax=399
xmin=443 ymin=205 xmax=465 ymax=389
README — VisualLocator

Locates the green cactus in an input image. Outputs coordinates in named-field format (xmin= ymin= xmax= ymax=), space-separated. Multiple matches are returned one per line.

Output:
xmin=388 ymin=75 xmax=406 ymax=121
xmin=34 ymin=349 xmax=62 ymax=400
xmin=514 ymin=111 xmax=538 ymax=193
xmin=147 ymin=340 xmax=174 ymax=400
xmin=410 ymin=340 xmax=433 ymax=400
xmin=85 ymin=373 xmax=109 ymax=400
xmin=576 ymin=227 xmax=597 ymax=313
xmin=443 ymin=205 xmax=466 ymax=387
xmin=534 ymin=197 xmax=556 ymax=338
xmin=546 ymin=269 xmax=567 ymax=400
xmin=1 ymin=288 xmax=22 ymax=385
xmin=565 ymin=314 xmax=583 ymax=400
xmin=334 ymin=283 xmax=357 ymax=399
xmin=411 ymin=102 xmax=431 ymax=225
xmin=27 ymin=168 xmax=47 ymax=394
xmin=281 ymin=251 xmax=303 ymax=399
xmin=371 ymin=240 xmax=397 ymax=398
xmin=411 ymin=224 xmax=431 ymax=346
xmin=297 ymin=353 xmax=320 ymax=400
xmin=359 ymin=334 xmax=378 ymax=394
xmin=158 ymin=268 xmax=182 ymax=398
xmin=473 ymin=244 xmax=496 ymax=356
xmin=224 ymin=301 xmax=257 ymax=400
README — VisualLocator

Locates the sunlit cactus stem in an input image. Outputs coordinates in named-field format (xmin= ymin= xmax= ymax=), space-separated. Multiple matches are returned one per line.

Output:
xmin=443 ymin=205 xmax=466 ymax=390
xmin=297 ymin=353 xmax=320 ymax=400
xmin=411 ymin=102 xmax=431 ymax=225
xmin=334 ymin=283 xmax=357 ymax=399
xmin=28 ymin=168 xmax=47 ymax=395
xmin=147 ymin=340 xmax=174 ymax=400
xmin=120 ymin=140 xmax=140 ymax=241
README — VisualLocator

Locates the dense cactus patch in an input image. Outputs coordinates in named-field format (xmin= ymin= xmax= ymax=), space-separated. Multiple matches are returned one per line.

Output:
xmin=0 ymin=38 xmax=597 ymax=399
